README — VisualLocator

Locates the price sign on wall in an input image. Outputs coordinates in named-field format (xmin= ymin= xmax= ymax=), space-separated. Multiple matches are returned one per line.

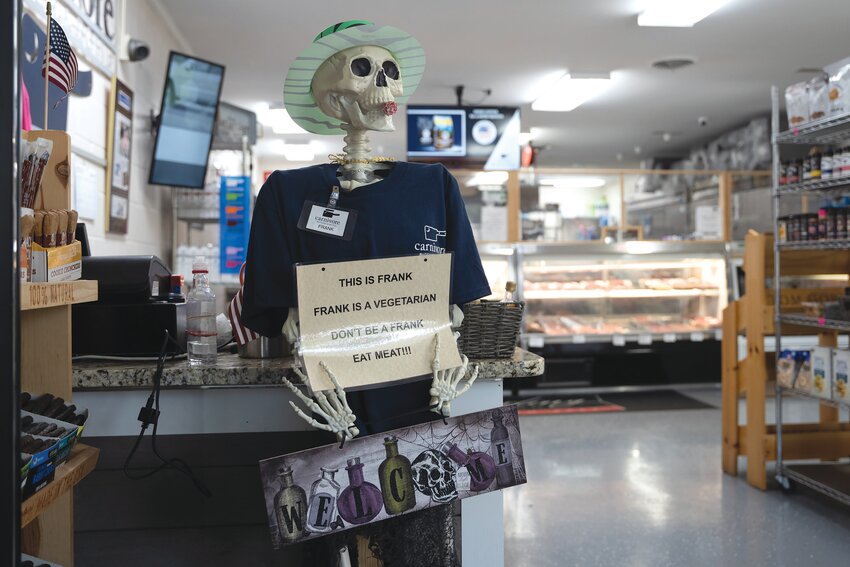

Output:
xmin=296 ymin=254 xmax=462 ymax=391
xmin=219 ymin=176 xmax=252 ymax=274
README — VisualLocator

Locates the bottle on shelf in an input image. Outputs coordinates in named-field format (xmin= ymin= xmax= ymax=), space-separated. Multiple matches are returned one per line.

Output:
xmin=274 ymin=465 xmax=308 ymax=544
xmin=186 ymin=256 xmax=218 ymax=366
xmin=504 ymin=281 xmax=517 ymax=302
xmin=378 ymin=436 xmax=416 ymax=514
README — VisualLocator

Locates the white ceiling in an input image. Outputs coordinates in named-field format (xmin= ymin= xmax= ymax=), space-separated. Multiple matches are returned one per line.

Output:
xmin=157 ymin=0 xmax=850 ymax=166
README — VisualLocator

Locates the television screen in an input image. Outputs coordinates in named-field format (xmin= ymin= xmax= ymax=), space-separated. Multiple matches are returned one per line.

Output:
xmin=212 ymin=102 xmax=257 ymax=151
xmin=149 ymin=52 xmax=225 ymax=188
xmin=406 ymin=105 xmax=520 ymax=170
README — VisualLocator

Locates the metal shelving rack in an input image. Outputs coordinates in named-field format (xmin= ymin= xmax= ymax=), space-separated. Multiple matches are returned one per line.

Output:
xmin=772 ymin=85 xmax=850 ymax=504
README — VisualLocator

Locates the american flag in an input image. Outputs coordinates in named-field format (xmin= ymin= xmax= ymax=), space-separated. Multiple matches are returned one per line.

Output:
xmin=41 ymin=18 xmax=78 ymax=95
xmin=228 ymin=287 xmax=260 ymax=346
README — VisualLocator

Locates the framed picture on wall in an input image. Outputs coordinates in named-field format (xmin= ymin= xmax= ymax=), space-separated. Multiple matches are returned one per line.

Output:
xmin=105 ymin=78 xmax=133 ymax=234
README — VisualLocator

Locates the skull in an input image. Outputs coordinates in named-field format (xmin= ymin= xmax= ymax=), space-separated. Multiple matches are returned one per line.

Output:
xmin=411 ymin=449 xmax=457 ymax=504
xmin=312 ymin=45 xmax=403 ymax=132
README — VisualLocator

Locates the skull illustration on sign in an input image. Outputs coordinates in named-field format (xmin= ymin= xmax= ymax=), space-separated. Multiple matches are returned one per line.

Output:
xmin=411 ymin=449 xmax=458 ymax=504
xmin=312 ymin=45 xmax=403 ymax=132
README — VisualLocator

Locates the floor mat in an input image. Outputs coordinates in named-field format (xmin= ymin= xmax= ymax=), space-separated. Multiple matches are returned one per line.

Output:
xmin=515 ymin=396 xmax=625 ymax=416
xmin=511 ymin=390 xmax=716 ymax=416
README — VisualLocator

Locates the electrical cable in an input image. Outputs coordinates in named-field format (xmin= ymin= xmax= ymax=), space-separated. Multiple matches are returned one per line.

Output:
xmin=123 ymin=329 xmax=212 ymax=497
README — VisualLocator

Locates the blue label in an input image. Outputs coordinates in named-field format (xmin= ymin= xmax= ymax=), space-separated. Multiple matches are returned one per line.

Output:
xmin=219 ymin=176 xmax=252 ymax=275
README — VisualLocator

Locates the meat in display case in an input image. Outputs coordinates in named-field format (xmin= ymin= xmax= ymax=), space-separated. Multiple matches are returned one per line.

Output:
xmin=517 ymin=242 xmax=728 ymax=345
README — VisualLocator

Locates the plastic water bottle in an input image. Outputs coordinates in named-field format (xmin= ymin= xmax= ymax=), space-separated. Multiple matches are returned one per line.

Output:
xmin=186 ymin=256 xmax=217 ymax=366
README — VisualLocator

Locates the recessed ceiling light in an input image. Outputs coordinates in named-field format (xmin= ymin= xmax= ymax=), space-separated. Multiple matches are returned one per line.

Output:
xmin=638 ymin=0 xmax=730 ymax=27
xmin=532 ymin=73 xmax=612 ymax=112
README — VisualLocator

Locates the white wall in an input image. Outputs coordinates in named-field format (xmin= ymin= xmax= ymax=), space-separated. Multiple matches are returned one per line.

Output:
xmin=60 ymin=0 xmax=189 ymax=262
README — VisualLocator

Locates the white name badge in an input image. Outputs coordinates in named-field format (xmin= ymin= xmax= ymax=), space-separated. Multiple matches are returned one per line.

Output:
xmin=297 ymin=201 xmax=357 ymax=240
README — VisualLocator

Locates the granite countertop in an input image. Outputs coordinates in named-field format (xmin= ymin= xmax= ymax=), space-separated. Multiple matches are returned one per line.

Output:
xmin=72 ymin=348 xmax=544 ymax=390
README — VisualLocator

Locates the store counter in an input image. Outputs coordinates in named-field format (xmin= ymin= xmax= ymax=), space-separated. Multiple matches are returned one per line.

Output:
xmin=72 ymin=349 xmax=542 ymax=566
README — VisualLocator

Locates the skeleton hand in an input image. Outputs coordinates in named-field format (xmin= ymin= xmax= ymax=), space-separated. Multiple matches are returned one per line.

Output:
xmin=281 ymin=362 xmax=360 ymax=441
xmin=429 ymin=334 xmax=479 ymax=417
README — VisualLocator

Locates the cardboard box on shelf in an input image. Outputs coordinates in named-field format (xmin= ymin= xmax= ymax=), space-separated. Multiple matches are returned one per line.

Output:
xmin=833 ymin=349 xmax=850 ymax=402
xmin=811 ymin=347 xmax=832 ymax=399
xmin=30 ymin=240 xmax=81 ymax=282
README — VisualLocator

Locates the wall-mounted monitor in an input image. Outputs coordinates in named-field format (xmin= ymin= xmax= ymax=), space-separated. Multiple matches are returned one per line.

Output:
xmin=406 ymin=105 xmax=520 ymax=170
xmin=212 ymin=102 xmax=257 ymax=151
xmin=149 ymin=52 xmax=225 ymax=189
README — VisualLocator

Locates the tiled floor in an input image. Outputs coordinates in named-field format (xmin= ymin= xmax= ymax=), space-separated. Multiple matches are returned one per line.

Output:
xmin=504 ymin=389 xmax=850 ymax=567
xmin=75 ymin=389 xmax=850 ymax=566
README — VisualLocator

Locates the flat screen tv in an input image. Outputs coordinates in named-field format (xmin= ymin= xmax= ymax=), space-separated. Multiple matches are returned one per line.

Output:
xmin=406 ymin=105 xmax=520 ymax=170
xmin=149 ymin=52 xmax=225 ymax=189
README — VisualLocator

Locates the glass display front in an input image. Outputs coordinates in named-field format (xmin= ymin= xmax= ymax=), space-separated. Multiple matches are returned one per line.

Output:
xmin=518 ymin=243 xmax=728 ymax=342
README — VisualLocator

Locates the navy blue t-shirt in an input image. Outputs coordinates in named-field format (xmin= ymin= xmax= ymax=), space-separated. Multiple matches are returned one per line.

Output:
xmin=242 ymin=161 xmax=491 ymax=337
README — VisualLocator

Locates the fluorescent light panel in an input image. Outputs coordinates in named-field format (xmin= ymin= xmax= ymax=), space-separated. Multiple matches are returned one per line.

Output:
xmin=637 ymin=0 xmax=730 ymax=27
xmin=540 ymin=176 xmax=606 ymax=189
xmin=256 ymin=103 xmax=307 ymax=134
xmin=532 ymin=74 xmax=611 ymax=112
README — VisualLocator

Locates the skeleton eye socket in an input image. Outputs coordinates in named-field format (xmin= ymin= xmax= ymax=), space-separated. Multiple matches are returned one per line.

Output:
xmin=350 ymin=58 xmax=372 ymax=77
xmin=382 ymin=60 xmax=400 ymax=80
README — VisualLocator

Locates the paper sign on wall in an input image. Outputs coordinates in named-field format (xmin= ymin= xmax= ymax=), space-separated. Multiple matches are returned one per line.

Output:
xmin=259 ymin=404 xmax=527 ymax=548
xmin=296 ymin=254 xmax=462 ymax=392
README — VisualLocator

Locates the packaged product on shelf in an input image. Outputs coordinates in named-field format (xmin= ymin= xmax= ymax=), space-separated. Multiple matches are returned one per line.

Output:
xmin=805 ymin=212 xmax=819 ymax=241
xmin=794 ymin=350 xmax=813 ymax=392
xmin=777 ymin=349 xmax=797 ymax=388
xmin=811 ymin=346 xmax=832 ymax=399
xmin=779 ymin=161 xmax=788 ymax=185
xmin=838 ymin=206 xmax=849 ymax=239
xmin=807 ymin=75 xmax=830 ymax=121
xmin=33 ymin=210 xmax=44 ymax=247
xmin=20 ymin=210 xmax=33 ymax=282
xmin=828 ymin=63 xmax=850 ymax=117
xmin=777 ymin=216 xmax=789 ymax=242
xmin=822 ymin=150 xmax=834 ymax=180
xmin=842 ymin=146 xmax=850 ymax=178
xmin=785 ymin=81 xmax=809 ymax=126
xmin=833 ymin=349 xmax=850 ymax=402
xmin=802 ymin=154 xmax=813 ymax=181
xmin=826 ymin=207 xmax=838 ymax=239
xmin=809 ymin=148 xmax=822 ymax=180
xmin=817 ymin=208 xmax=828 ymax=239
xmin=29 ymin=208 xmax=83 ymax=282
xmin=786 ymin=160 xmax=801 ymax=184
xmin=19 ymin=137 xmax=53 ymax=209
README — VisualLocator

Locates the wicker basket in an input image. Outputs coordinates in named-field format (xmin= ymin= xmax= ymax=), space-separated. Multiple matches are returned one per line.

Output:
xmin=458 ymin=301 xmax=524 ymax=359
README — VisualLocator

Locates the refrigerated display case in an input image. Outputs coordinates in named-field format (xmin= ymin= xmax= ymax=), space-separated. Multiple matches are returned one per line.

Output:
xmin=514 ymin=241 xmax=729 ymax=388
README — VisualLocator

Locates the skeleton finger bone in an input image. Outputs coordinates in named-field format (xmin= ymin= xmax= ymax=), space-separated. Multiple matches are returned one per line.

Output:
xmin=284 ymin=365 xmax=360 ymax=441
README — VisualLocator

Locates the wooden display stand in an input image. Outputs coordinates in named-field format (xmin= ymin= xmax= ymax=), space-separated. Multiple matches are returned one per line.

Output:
xmin=721 ymin=230 xmax=850 ymax=489
xmin=19 ymin=129 xmax=99 ymax=565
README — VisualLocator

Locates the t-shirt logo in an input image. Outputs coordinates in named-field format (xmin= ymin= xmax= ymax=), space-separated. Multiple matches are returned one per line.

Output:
xmin=416 ymin=225 xmax=447 ymax=254
xmin=424 ymin=226 xmax=446 ymax=242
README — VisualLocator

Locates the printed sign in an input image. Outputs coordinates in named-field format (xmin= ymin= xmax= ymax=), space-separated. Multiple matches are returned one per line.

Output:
xmin=296 ymin=254 xmax=461 ymax=391
xmin=105 ymin=78 xmax=133 ymax=234
xmin=259 ymin=405 xmax=527 ymax=548
xmin=219 ymin=176 xmax=252 ymax=274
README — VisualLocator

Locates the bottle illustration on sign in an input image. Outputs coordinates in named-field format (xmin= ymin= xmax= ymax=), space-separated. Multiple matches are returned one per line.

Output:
xmin=490 ymin=410 xmax=516 ymax=487
xmin=442 ymin=443 xmax=496 ymax=492
xmin=306 ymin=467 xmax=341 ymax=533
xmin=273 ymin=465 xmax=308 ymax=544
xmin=338 ymin=457 xmax=383 ymax=525
xmin=378 ymin=436 xmax=416 ymax=514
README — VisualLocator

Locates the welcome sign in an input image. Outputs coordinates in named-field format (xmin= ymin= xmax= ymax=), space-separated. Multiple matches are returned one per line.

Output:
xmin=259 ymin=405 xmax=526 ymax=548
xmin=295 ymin=254 xmax=462 ymax=391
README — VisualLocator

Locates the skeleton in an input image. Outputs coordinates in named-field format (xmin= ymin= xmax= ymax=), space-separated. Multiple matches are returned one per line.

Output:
xmin=279 ymin=43 xmax=478 ymax=440
xmin=411 ymin=449 xmax=458 ymax=503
